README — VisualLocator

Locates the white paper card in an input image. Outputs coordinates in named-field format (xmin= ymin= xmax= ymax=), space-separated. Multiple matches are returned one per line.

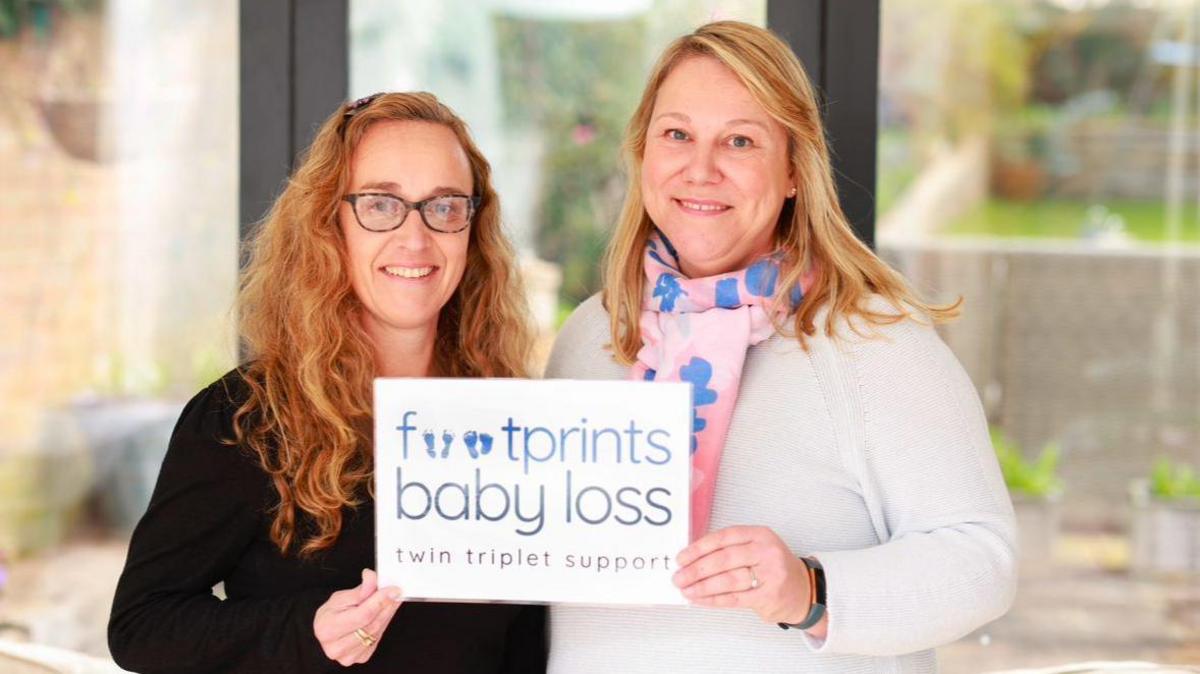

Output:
xmin=374 ymin=378 xmax=692 ymax=605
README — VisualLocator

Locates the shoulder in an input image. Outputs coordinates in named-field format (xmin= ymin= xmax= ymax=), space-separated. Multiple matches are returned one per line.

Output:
xmin=811 ymin=294 xmax=948 ymax=358
xmin=557 ymin=293 xmax=609 ymax=342
xmin=814 ymin=297 xmax=984 ymax=433
xmin=801 ymin=294 xmax=970 ymax=404
xmin=158 ymin=367 xmax=265 ymax=488
xmin=173 ymin=367 xmax=253 ymax=441
xmin=545 ymin=294 xmax=624 ymax=379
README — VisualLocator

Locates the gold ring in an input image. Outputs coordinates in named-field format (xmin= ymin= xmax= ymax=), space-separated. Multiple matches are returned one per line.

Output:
xmin=354 ymin=627 xmax=377 ymax=647
xmin=748 ymin=566 xmax=760 ymax=590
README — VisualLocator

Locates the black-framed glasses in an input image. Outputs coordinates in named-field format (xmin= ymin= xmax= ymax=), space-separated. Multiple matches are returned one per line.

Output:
xmin=342 ymin=193 xmax=480 ymax=233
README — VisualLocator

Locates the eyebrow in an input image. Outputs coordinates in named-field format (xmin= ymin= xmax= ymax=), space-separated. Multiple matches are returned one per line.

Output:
xmin=356 ymin=181 xmax=471 ymax=196
xmin=651 ymin=112 xmax=770 ymax=132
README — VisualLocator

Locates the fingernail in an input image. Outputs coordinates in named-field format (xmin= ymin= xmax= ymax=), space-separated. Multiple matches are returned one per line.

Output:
xmin=388 ymin=589 xmax=403 ymax=602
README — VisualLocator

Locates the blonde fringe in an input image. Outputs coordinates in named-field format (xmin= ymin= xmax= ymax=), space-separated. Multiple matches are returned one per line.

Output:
xmin=233 ymin=93 xmax=533 ymax=557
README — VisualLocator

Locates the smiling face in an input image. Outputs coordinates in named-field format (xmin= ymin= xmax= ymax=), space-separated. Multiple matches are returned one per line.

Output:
xmin=641 ymin=56 xmax=793 ymax=279
xmin=339 ymin=120 xmax=473 ymax=346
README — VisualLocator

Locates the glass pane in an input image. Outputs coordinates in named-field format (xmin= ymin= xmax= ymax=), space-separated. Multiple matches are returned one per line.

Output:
xmin=879 ymin=0 xmax=1199 ymax=669
xmin=350 ymin=0 xmax=766 ymax=339
xmin=0 ymin=0 xmax=239 ymax=665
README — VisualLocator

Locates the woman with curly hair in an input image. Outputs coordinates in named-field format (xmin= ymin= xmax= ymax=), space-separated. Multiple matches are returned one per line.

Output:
xmin=109 ymin=92 xmax=544 ymax=673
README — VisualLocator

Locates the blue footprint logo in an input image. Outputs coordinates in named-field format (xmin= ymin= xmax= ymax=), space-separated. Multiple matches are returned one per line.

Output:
xmin=679 ymin=357 xmax=719 ymax=454
xmin=463 ymin=431 xmax=480 ymax=459
xmin=425 ymin=429 xmax=494 ymax=460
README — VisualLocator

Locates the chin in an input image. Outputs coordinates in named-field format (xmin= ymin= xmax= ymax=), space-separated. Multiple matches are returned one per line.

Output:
xmin=671 ymin=243 xmax=737 ymax=275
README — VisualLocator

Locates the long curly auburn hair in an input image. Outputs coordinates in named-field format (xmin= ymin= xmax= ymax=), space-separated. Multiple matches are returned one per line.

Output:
xmin=233 ymin=92 xmax=533 ymax=557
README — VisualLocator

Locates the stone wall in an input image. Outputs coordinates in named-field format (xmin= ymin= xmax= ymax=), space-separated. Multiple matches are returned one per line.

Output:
xmin=882 ymin=238 xmax=1200 ymax=530
xmin=1052 ymin=122 xmax=1200 ymax=201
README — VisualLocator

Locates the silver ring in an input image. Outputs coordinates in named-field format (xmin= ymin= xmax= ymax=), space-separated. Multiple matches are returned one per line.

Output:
xmin=748 ymin=566 xmax=760 ymax=590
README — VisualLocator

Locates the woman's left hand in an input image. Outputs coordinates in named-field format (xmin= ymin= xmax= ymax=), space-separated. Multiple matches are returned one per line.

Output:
xmin=673 ymin=525 xmax=811 ymax=624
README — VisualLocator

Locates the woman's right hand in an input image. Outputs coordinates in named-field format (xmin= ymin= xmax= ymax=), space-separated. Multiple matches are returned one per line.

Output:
xmin=313 ymin=569 xmax=404 ymax=667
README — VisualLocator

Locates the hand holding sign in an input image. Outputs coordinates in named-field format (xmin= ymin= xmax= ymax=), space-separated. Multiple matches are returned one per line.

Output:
xmin=673 ymin=525 xmax=819 ymax=632
xmin=313 ymin=569 xmax=404 ymax=667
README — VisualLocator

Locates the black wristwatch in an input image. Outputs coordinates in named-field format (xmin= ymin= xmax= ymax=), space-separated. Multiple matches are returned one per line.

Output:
xmin=778 ymin=555 xmax=826 ymax=631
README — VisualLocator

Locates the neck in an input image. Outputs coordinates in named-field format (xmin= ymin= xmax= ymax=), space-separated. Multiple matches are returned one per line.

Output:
xmin=363 ymin=318 xmax=438 ymax=378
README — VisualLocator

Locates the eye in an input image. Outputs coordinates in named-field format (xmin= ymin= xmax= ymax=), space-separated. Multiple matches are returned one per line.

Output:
xmin=729 ymin=135 xmax=754 ymax=149
xmin=362 ymin=196 xmax=400 ymax=215
xmin=665 ymin=128 xmax=689 ymax=142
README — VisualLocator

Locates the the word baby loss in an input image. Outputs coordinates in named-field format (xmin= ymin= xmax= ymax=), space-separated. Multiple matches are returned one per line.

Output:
xmin=373 ymin=378 xmax=691 ymax=605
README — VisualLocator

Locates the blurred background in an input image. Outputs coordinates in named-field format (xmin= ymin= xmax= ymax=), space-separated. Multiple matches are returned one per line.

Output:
xmin=0 ymin=0 xmax=1196 ymax=672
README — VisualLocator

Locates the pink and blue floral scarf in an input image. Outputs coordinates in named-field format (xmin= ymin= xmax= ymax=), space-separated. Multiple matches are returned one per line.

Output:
xmin=631 ymin=230 xmax=815 ymax=540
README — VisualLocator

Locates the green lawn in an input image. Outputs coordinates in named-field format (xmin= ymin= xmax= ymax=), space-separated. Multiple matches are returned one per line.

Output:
xmin=945 ymin=199 xmax=1200 ymax=243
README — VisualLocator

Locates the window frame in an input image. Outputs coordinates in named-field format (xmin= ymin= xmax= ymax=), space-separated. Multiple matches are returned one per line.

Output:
xmin=238 ymin=0 xmax=879 ymax=248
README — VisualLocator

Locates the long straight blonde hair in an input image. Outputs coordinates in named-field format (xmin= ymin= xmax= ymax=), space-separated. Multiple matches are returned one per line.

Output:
xmin=235 ymin=92 xmax=533 ymax=557
xmin=604 ymin=21 xmax=957 ymax=364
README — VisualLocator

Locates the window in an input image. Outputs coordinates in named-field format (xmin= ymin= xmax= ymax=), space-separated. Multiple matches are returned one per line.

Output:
xmin=879 ymin=0 xmax=1199 ymax=667
xmin=0 ymin=0 xmax=238 ymax=662
xmin=350 ymin=0 xmax=766 ymax=334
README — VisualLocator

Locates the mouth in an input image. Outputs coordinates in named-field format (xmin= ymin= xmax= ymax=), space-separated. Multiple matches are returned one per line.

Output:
xmin=673 ymin=198 xmax=732 ymax=216
xmin=381 ymin=265 xmax=437 ymax=280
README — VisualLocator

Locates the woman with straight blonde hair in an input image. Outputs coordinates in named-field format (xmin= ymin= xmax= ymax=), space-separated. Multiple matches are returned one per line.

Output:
xmin=546 ymin=21 xmax=1015 ymax=672
xmin=109 ymin=92 xmax=545 ymax=673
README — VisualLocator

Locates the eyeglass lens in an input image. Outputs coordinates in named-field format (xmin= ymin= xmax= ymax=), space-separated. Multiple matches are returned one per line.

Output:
xmin=354 ymin=195 xmax=473 ymax=232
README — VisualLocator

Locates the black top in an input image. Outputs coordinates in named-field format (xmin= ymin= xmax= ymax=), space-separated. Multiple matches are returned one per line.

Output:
xmin=108 ymin=370 xmax=547 ymax=674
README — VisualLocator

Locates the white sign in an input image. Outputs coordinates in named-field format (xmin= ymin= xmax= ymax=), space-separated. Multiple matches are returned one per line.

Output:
xmin=374 ymin=378 xmax=691 ymax=605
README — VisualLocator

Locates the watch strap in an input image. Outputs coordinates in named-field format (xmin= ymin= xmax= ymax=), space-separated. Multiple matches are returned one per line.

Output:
xmin=777 ymin=555 xmax=826 ymax=631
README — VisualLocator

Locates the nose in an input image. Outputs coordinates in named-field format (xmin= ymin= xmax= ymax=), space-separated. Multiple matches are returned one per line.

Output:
xmin=390 ymin=207 xmax=432 ymax=250
xmin=683 ymin=143 xmax=721 ymax=185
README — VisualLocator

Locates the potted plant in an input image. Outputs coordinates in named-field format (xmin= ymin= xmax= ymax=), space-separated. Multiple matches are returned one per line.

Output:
xmin=1130 ymin=458 xmax=1200 ymax=576
xmin=993 ymin=428 xmax=1063 ymax=567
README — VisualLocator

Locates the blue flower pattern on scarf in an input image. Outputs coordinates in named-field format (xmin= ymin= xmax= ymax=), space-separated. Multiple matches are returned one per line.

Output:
xmin=745 ymin=259 xmax=778 ymax=297
xmin=715 ymin=278 xmax=740 ymax=308
xmin=790 ymin=282 xmax=805 ymax=308
xmin=679 ymin=357 xmax=718 ymax=454
xmin=653 ymin=273 xmax=687 ymax=312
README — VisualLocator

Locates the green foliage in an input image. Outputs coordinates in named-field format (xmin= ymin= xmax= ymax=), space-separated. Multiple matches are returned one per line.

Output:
xmin=883 ymin=0 xmax=1030 ymax=143
xmin=555 ymin=299 xmax=580 ymax=331
xmin=947 ymin=198 xmax=1200 ymax=244
xmin=0 ymin=0 xmax=98 ymax=39
xmin=493 ymin=16 xmax=645 ymax=305
xmin=992 ymin=427 xmax=1063 ymax=498
xmin=1148 ymin=458 xmax=1200 ymax=503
